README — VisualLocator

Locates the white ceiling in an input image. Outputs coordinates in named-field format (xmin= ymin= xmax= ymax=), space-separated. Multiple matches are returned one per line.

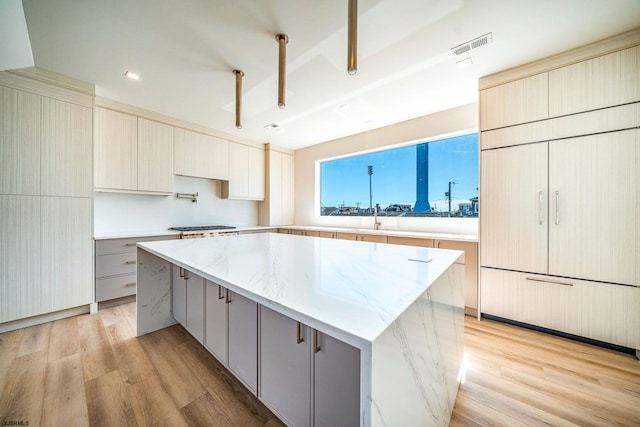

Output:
xmin=19 ymin=0 xmax=640 ymax=150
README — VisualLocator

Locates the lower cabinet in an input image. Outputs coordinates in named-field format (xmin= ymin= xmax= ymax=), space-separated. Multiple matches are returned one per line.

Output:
xmin=481 ymin=267 xmax=640 ymax=349
xmin=173 ymin=265 xmax=362 ymax=426
xmin=336 ymin=232 xmax=388 ymax=243
xmin=260 ymin=306 xmax=311 ymax=426
xmin=259 ymin=306 xmax=360 ymax=427
xmin=204 ymin=281 xmax=228 ymax=364
xmin=435 ymin=239 xmax=478 ymax=315
xmin=186 ymin=273 xmax=205 ymax=344
xmin=228 ymin=290 xmax=258 ymax=393
xmin=171 ymin=265 xmax=187 ymax=327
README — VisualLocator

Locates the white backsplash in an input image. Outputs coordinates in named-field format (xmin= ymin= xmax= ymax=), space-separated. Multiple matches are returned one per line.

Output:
xmin=94 ymin=175 xmax=258 ymax=235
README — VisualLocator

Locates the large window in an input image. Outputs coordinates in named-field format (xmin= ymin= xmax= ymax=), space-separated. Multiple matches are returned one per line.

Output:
xmin=320 ymin=133 xmax=478 ymax=217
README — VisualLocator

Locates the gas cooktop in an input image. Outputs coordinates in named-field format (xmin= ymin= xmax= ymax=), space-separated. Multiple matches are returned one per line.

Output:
xmin=169 ymin=225 xmax=236 ymax=232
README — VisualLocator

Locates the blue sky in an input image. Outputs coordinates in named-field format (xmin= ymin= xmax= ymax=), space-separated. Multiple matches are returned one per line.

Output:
xmin=320 ymin=133 xmax=478 ymax=211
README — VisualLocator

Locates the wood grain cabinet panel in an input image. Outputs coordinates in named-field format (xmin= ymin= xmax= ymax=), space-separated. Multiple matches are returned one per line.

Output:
xmin=480 ymin=73 xmax=548 ymax=131
xmin=318 ymin=231 xmax=337 ymax=239
xmin=174 ymin=128 xmax=229 ymax=180
xmin=94 ymin=107 xmax=137 ymax=191
xmin=549 ymin=45 xmax=640 ymax=117
xmin=223 ymin=143 xmax=265 ymax=201
xmin=387 ymin=236 xmax=434 ymax=247
xmin=481 ymin=268 xmax=640 ymax=349
xmin=260 ymin=149 xmax=294 ymax=226
xmin=480 ymin=143 xmax=548 ymax=274
xmin=336 ymin=232 xmax=387 ymax=243
xmin=435 ymin=239 xmax=478 ymax=313
xmin=137 ymin=118 xmax=174 ymax=193
xmin=0 ymin=87 xmax=40 ymax=195
xmin=548 ymin=130 xmax=637 ymax=285
xmin=41 ymin=98 xmax=92 ymax=197
xmin=0 ymin=195 xmax=41 ymax=322
xmin=41 ymin=196 xmax=93 ymax=313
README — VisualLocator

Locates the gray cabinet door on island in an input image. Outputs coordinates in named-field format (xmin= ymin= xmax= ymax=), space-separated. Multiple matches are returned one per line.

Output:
xmin=259 ymin=305 xmax=360 ymax=427
xmin=205 ymin=281 xmax=229 ymax=364
xmin=259 ymin=306 xmax=312 ymax=426
xmin=171 ymin=265 xmax=187 ymax=327
xmin=228 ymin=290 xmax=258 ymax=393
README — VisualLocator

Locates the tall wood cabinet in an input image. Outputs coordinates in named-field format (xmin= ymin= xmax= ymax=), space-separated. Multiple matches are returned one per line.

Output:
xmin=259 ymin=144 xmax=294 ymax=226
xmin=223 ymin=142 xmax=265 ymax=201
xmin=479 ymin=31 xmax=640 ymax=351
xmin=0 ymin=69 xmax=94 ymax=325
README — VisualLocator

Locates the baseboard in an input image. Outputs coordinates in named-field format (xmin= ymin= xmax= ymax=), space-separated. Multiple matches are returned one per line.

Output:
xmin=481 ymin=313 xmax=636 ymax=356
xmin=98 ymin=295 xmax=136 ymax=311
xmin=0 ymin=305 xmax=91 ymax=333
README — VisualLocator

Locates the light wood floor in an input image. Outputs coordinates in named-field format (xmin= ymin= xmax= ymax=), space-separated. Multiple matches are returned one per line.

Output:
xmin=0 ymin=304 xmax=638 ymax=426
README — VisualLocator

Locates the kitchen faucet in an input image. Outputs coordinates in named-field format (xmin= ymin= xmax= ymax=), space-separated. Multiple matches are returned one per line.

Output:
xmin=373 ymin=206 xmax=382 ymax=230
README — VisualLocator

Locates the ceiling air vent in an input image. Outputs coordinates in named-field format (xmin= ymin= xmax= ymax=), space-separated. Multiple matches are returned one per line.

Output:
xmin=451 ymin=32 xmax=493 ymax=56
xmin=264 ymin=123 xmax=279 ymax=129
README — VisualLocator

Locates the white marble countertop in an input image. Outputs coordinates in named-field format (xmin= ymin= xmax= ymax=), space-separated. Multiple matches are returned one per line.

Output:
xmin=280 ymin=225 xmax=478 ymax=243
xmin=138 ymin=233 xmax=463 ymax=345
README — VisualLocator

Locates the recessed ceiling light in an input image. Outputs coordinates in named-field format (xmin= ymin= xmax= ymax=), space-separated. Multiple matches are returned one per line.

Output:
xmin=456 ymin=58 xmax=473 ymax=68
xmin=124 ymin=70 xmax=140 ymax=80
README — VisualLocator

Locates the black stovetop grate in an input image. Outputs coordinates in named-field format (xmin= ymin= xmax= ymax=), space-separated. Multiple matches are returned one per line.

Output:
xmin=169 ymin=225 xmax=236 ymax=232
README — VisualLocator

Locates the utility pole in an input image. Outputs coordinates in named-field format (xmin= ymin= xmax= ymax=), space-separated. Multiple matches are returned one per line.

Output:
xmin=368 ymin=165 xmax=373 ymax=213
xmin=448 ymin=181 xmax=452 ymax=216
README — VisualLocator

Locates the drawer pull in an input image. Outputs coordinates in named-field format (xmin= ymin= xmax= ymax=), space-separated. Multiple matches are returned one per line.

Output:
xmin=125 ymin=260 xmax=137 ymax=265
xmin=125 ymin=282 xmax=136 ymax=287
xmin=218 ymin=284 xmax=225 ymax=300
xmin=526 ymin=277 xmax=573 ymax=287
xmin=225 ymin=289 xmax=231 ymax=304
xmin=125 ymin=243 xmax=137 ymax=246
xmin=313 ymin=329 xmax=321 ymax=353
xmin=296 ymin=322 xmax=304 ymax=344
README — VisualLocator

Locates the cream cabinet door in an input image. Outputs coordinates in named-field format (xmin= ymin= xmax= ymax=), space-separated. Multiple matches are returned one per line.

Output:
xmin=1 ymin=87 xmax=41 ymax=195
xmin=94 ymin=107 xmax=137 ymax=191
xmin=0 ymin=195 xmax=41 ymax=322
xmin=137 ymin=118 xmax=174 ymax=193
xmin=548 ymin=130 xmax=637 ymax=285
xmin=281 ymin=152 xmax=294 ymax=225
xmin=247 ymin=146 xmax=265 ymax=200
xmin=227 ymin=142 xmax=249 ymax=198
xmin=479 ymin=73 xmax=548 ymax=131
xmin=549 ymin=45 xmax=640 ymax=117
xmin=41 ymin=196 xmax=93 ymax=313
xmin=174 ymin=128 xmax=229 ymax=180
xmin=41 ymin=98 xmax=93 ymax=197
xmin=480 ymin=143 xmax=548 ymax=273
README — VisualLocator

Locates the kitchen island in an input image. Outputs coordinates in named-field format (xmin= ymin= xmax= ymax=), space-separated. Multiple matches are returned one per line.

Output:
xmin=136 ymin=233 xmax=464 ymax=426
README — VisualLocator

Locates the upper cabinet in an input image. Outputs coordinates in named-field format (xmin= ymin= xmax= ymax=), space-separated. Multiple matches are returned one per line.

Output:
xmin=0 ymin=86 xmax=41 ymax=195
xmin=41 ymin=97 xmax=93 ymax=197
xmin=94 ymin=107 xmax=174 ymax=194
xmin=480 ymin=73 xmax=548 ymax=131
xmin=94 ymin=108 xmax=137 ymax=191
xmin=549 ymin=45 xmax=640 ymax=117
xmin=137 ymin=118 xmax=174 ymax=193
xmin=174 ymin=128 xmax=229 ymax=181
xmin=222 ymin=142 xmax=265 ymax=201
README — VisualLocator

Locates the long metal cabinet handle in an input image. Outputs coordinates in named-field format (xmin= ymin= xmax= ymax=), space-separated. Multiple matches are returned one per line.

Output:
xmin=179 ymin=267 xmax=184 ymax=278
xmin=125 ymin=282 xmax=136 ymax=287
xmin=125 ymin=243 xmax=137 ymax=246
xmin=313 ymin=329 xmax=321 ymax=353
xmin=184 ymin=270 xmax=189 ymax=280
xmin=125 ymin=260 xmax=136 ymax=265
xmin=555 ymin=190 xmax=559 ymax=225
xmin=225 ymin=289 xmax=231 ymax=304
xmin=218 ymin=284 xmax=225 ymax=300
xmin=538 ymin=191 xmax=544 ymax=224
xmin=296 ymin=322 xmax=304 ymax=344
xmin=526 ymin=277 xmax=573 ymax=287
